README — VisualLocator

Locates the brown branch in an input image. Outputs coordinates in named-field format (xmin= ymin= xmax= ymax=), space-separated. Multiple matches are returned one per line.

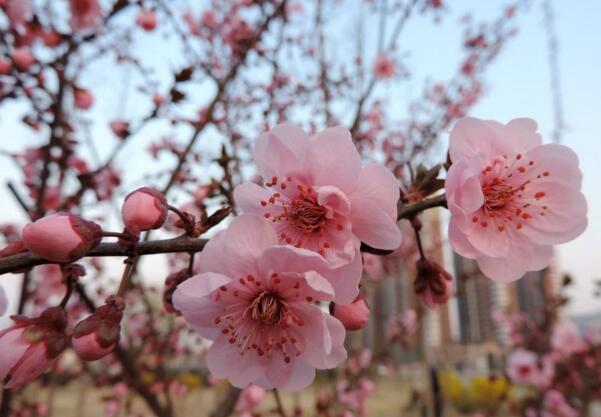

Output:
xmin=209 ymin=386 xmax=243 ymax=417
xmin=397 ymin=194 xmax=447 ymax=221
xmin=0 ymin=236 xmax=207 ymax=276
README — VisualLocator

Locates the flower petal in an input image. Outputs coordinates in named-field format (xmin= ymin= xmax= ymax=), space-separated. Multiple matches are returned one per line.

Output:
xmin=350 ymin=198 xmax=402 ymax=250
xmin=350 ymin=164 xmax=399 ymax=219
xmin=253 ymin=124 xmax=309 ymax=180
xmin=308 ymin=127 xmax=361 ymax=192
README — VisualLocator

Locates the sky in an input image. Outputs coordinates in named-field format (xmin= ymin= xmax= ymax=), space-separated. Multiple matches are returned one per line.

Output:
xmin=0 ymin=0 xmax=600 ymax=318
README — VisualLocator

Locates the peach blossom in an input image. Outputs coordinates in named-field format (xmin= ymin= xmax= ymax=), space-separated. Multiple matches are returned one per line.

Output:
xmin=446 ymin=117 xmax=587 ymax=281
xmin=173 ymin=215 xmax=347 ymax=390
xmin=234 ymin=124 xmax=402 ymax=303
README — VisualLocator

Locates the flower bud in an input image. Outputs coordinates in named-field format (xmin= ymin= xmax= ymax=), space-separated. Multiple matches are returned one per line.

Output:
xmin=72 ymin=304 xmax=122 ymax=361
xmin=136 ymin=10 xmax=157 ymax=31
xmin=121 ymin=187 xmax=168 ymax=233
xmin=74 ymin=87 xmax=94 ymax=110
xmin=414 ymin=258 xmax=453 ymax=309
xmin=22 ymin=213 xmax=102 ymax=263
xmin=0 ymin=306 xmax=68 ymax=388
xmin=109 ymin=120 xmax=129 ymax=139
xmin=11 ymin=48 xmax=35 ymax=71
xmin=330 ymin=296 xmax=370 ymax=331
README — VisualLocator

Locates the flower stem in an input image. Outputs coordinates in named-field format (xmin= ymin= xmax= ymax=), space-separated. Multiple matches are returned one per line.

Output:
xmin=272 ymin=389 xmax=287 ymax=417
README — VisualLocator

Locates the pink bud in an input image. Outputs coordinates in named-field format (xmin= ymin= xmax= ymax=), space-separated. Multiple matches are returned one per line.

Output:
xmin=41 ymin=31 xmax=62 ymax=48
xmin=0 ymin=57 xmax=12 ymax=75
xmin=414 ymin=258 xmax=453 ymax=309
xmin=11 ymin=48 xmax=35 ymax=71
xmin=152 ymin=93 xmax=165 ymax=106
xmin=74 ymin=88 xmax=94 ymax=110
xmin=72 ymin=304 xmax=122 ymax=361
xmin=0 ymin=307 xmax=68 ymax=388
xmin=121 ymin=187 xmax=168 ymax=233
xmin=136 ymin=10 xmax=157 ymax=31
xmin=109 ymin=120 xmax=129 ymax=139
xmin=22 ymin=214 xmax=102 ymax=263
xmin=330 ymin=297 xmax=370 ymax=331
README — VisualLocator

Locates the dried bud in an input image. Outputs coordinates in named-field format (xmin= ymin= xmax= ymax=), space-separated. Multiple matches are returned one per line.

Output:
xmin=22 ymin=214 xmax=102 ymax=263
xmin=414 ymin=258 xmax=453 ymax=309
xmin=0 ymin=307 xmax=68 ymax=388
xmin=136 ymin=10 xmax=157 ymax=31
xmin=72 ymin=304 xmax=123 ymax=361
xmin=121 ymin=187 xmax=168 ymax=233
xmin=163 ymin=269 xmax=192 ymax=314
xmin=330 ymin=296 xmax=370 ymax=331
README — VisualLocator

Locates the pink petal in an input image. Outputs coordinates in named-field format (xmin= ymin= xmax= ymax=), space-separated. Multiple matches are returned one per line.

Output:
xmin=253 ymin=124 xmax=309 ymax=180
xmin=350 ymin=198 xmax=402 ymax=250
xmin=5 ymin=343 xmax=54 ymax=388
xmin=523 ymin=144 xmax=582 ymax=189
xmin=324 ymin=246 xmax=363 ymax=305
xmin=349 ymin=164 xmax=400 ymax=219
xmin=0 ymin=328 xmax=28 ymax=380
xmin=207 ymin=335 xmax=265 ymax=388
xmin=308 ymin=127 xmax=361 ymax=193
xmin=233 ymin=183 xmax=272 ymax=215
xmin=195 ymin=230 xmax=228 ymax=274
xmin=477 ymin=243 xmax=553 ymax=282
xmin=449 ymin=117 xmax=501 ymax=162
xmin=317 ymin=186 xmax=352 ymax=218
xmin=465 ymin=220 xmax=510 ymax=258
xmin=503 ymin=118 xmax=543 ymax=153
xmin=263 ymin=357 xmax=315 ymax=391
xmin=448 ymin=222 xmax=479 ymax=259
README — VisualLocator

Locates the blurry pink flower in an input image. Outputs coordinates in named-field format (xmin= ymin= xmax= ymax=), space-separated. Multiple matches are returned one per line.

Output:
xmin=69 ymin=0 xmax=102 ymax=31
xmin=11 ymin=48 xmax=35 ymax=70
xmin=0 ymin=284 xmax=7 ymax=316
xmin=235 ymin=384 xmax=267 ymax=414
xmin=72 ymin=304 xmax=122 ymax=361
xmin=551 ymin=321 xmax=584 ymax=357
xmin=446 ymin=117 xmax=587 ymax=282
xmin=41 ymin=31 xmax=62 ymax=48
xmin=234 ymin=124 xmax=402 ymax=303
xmin=173 ymin=215 xmax=347 ymax=390
xmin=5 ymin=0 xmax=32 ymax=27
xmin=121 ymin=187 xmax=168 ymax=233
xmin=373 ymin=54 xmax=395 ymax=80
xmin=0 ymin=57 xmax=12 ymax=74
xmin=201 ymin=10 xmax=218 ymax=30
xmin=542 ymin=390 xmax=577 ymax=417
xmin=414 ymin=258 xmax=453 ymax=309
xmin=363 ymin=253 xmax=385 ymax=281
xmin=330 ymin=297 xmax=370 ymax=331
xmin=74 ymin=88 xmax=94 ymax=110
xmin=0 ymin=307 xmax=68 ymax=388
xmin=22 ymin=213 xmax=102 ymax=263
xmin=506 ymin=349 xmax=554 ymax=388
xmin=136 ymin=10 xmax=157 ymax=31
xmin=104 ymin=399 xmax=119 ymax=417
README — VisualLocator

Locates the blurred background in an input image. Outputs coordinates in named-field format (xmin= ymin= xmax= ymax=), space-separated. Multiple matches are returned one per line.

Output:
xmin=0 ymin=0 xmax=600 ymax=416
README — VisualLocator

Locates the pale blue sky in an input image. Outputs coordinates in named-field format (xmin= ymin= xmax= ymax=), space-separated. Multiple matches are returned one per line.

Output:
xmin=0 ymin=0 xmax=600 ymax=317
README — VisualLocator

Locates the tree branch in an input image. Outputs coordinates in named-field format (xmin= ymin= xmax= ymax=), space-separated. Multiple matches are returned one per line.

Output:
xmin=0 ymin=236 xmax=207 ymax=276
xmin=397 ymin=194 xmax=447 ymax=221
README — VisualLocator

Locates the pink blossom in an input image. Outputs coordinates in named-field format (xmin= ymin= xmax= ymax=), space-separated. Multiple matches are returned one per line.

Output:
xmin=201 ymin=10 xmax=219 ymax=30
xmin=0 ymin=307 xmax=68 ymax=388
xmin=235 ymin=384 xmax=267 ymax=414
xmin=22 ymin=213 xmax=102 ymax=263
xmin=234 ymin=124 xmax=402 ymax=303
xmin=0 ymin=284 xmax=7 ymax=316
xmin=551 ymin=321 xmax=584 ymax=357
xmin=373 ymin=54 xmax=396 ymax=80
xmin=506 ymin=349 xmax=554 ymax=388
xmin=74 ymin=88 xmax=94 ymax=110
xmin=542 ymin=390 xmax=577 ymax=417
xmin=5 ymin=0 xmax=32 ymax=27
xmin=121 ymin=187 xmax=168 ymax=233
xmin=11 ymin=48 xmax=35 ymax=71
xmin=69 ymin=0 xmax=102 ymax=31
xmin=136 ymin=10 xmax=158 ymax=31
xmin=330 ymin=297 xmax=370 ymax=331
xmin=446 ymin=117 xmax=587 ymax=282
xmin=173 ymin=215 xmax=347 ymax=390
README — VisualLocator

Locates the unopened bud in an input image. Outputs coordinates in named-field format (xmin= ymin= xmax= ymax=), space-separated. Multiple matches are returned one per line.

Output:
xmin=414 ymin=258 xmax=453 ymax=309
xmin=121 ymin=187 xmax=168 ymax=233
xmin=72 ymin=304 xmax=123 ymax=361
xmin=330 ymin=296 xmax=370 ymax=331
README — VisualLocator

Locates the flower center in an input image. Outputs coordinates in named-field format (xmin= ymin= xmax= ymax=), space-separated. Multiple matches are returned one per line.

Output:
xmin=287 ymin=197 xmax=327 ymax=233
xmin=250 ymin=291 xmax=285 ymax=325
xmin=518 ymin=365 xmax=532 ymax=377
xmin=482 ymin=178 xmax=517 ymax=211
